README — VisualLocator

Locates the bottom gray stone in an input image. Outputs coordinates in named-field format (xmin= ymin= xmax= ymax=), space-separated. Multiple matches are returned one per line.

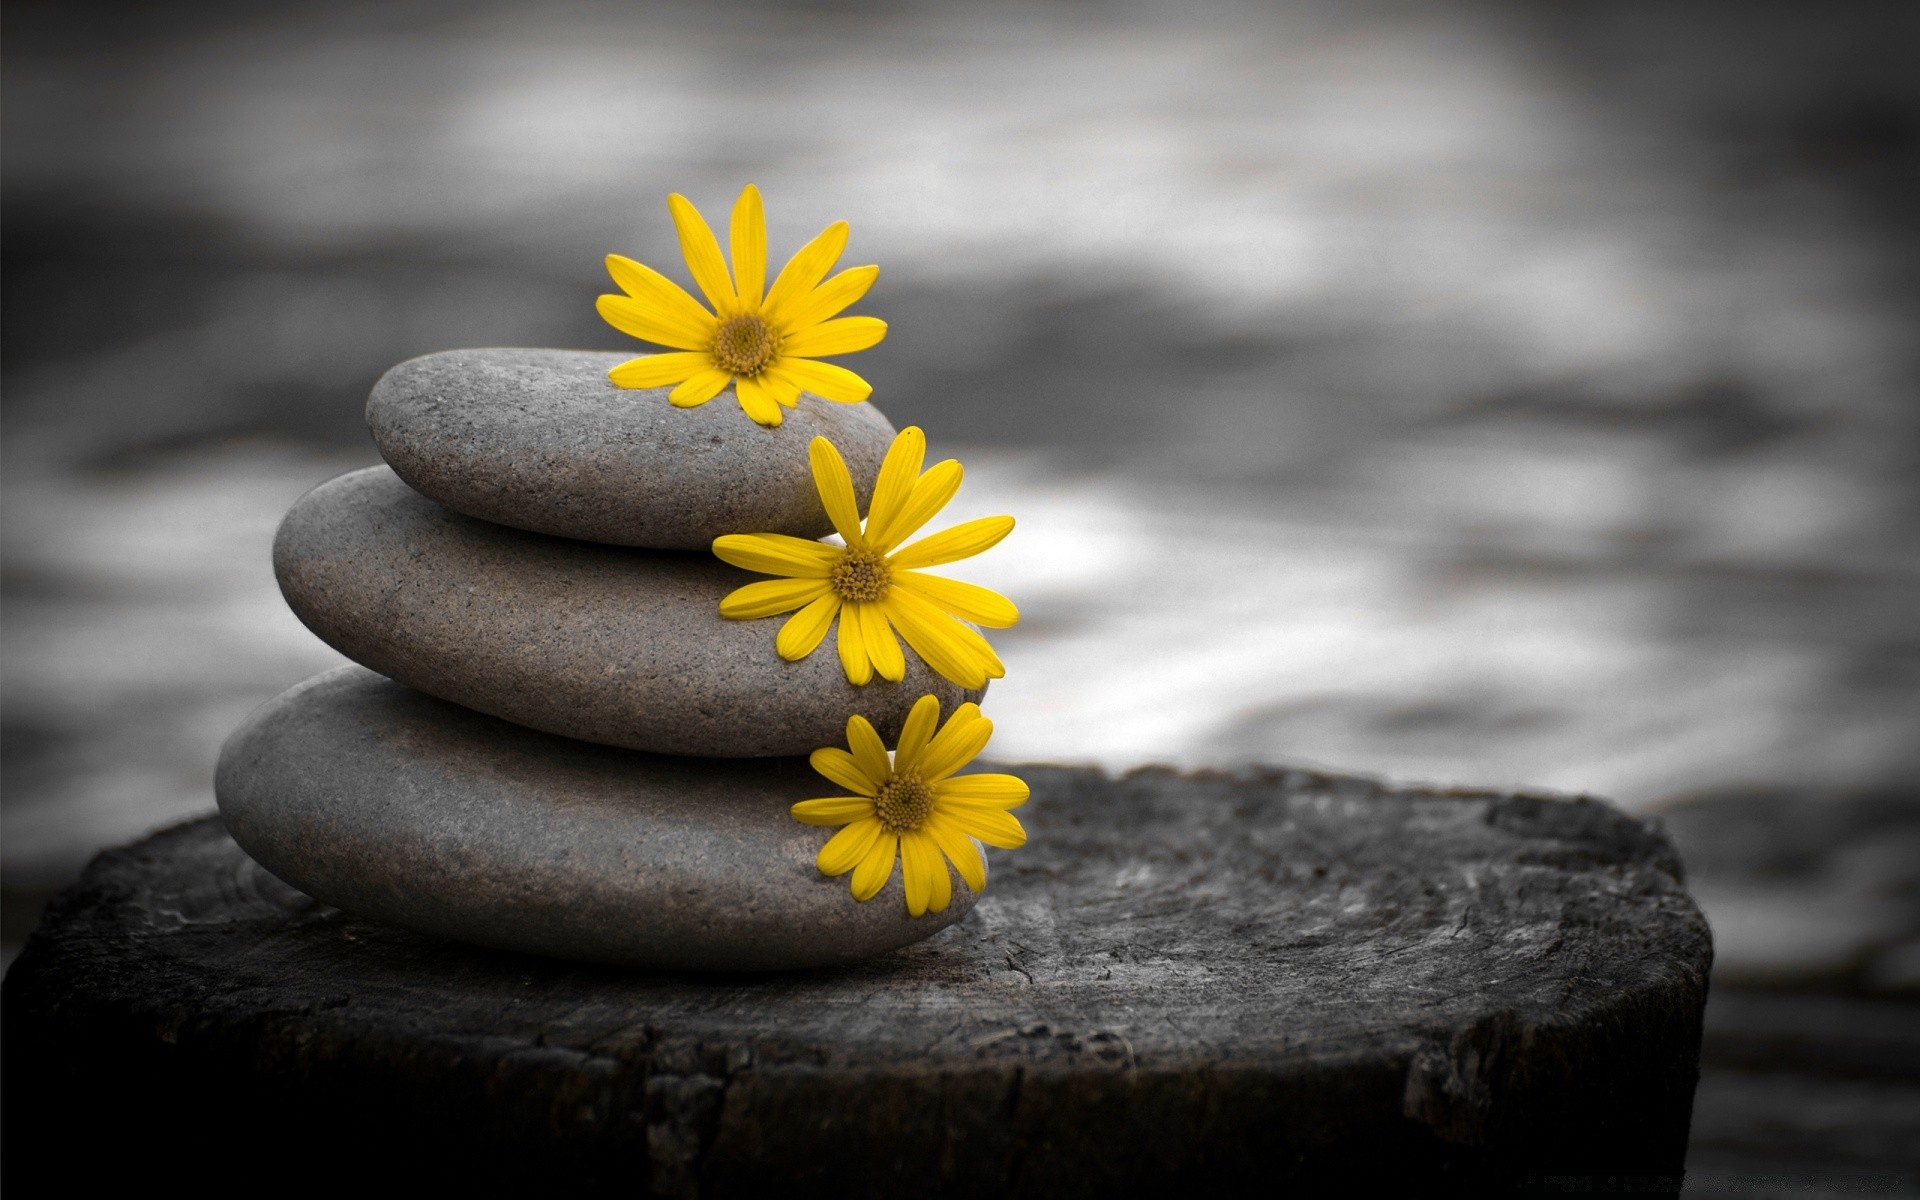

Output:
xmin=214 ymin=665 xmax=978 ymax=970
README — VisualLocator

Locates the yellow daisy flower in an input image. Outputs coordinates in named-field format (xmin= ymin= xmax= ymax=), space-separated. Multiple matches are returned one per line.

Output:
xmin=712 ymin=427 xmax=1017 ymax=689
xmin=595 ymin=184 xmax=888 ymax=428
xmin=794 ymin=694 xmax=1028 ymax=916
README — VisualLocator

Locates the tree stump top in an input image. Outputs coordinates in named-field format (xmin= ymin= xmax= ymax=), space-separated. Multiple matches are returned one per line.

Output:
xmin=3 ymin=765 xmax=1712 ymax=1194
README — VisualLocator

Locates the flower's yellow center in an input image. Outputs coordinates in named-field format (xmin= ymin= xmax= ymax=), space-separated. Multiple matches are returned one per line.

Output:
xmin=710 ymin=314 xmax=778 ymax=377
xmin=830 ymin=550 xmax=892 ymax=603
xmin=875 ymin=771 xmax=934 ymax=833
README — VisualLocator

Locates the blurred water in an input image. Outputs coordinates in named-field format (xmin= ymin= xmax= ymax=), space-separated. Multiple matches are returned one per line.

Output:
xmin=4 ymin=0 xmax=1919 ymax=1180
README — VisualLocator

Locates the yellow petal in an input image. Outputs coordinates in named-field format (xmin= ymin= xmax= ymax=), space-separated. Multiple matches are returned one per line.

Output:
xmin=885 ymin=612 xmax=984 ymax=690
xmin=837 ymin=603 xmax=874 ymax=685
xmin=941 ymin=806 xmax=1027 ymax=850
xmin=816 ymin=817 xmax=883 ymax=875
xmin=864 ymin=427 xmax=926 ymax=549
xmin=781 ymin=316 xmax=888 ymax=358
xmin=862 ymin=604 xmax=907 ymax=684
xmin=891 ymin=693 xmax=942 ymax=774
xmin=793 ymin=797 xmax=878 ymax=828
xmin=735 ymin=375 xmax=783 ymax=427
xmin=894 ymin=572 xmax=1019 ymax=628
xmin=899 ymin=831 xmax=929 ymax=917
xmin=766 ymin=359 xmax=873 ymax=405
xmin=729 ymin=184 xmax=766 ymax=307
xmin=919 ymin=703 xmax=990 ymax=782
xmin=596 ymin=294 xmax=714 ymax=352
xmin=718 ymin=577 xmax=831 ymax=620
xmin=776 ymin=265 xmax=878 ymax=334
xmin=603 ymin=255 xmax=716 ymax=329
xmin=667 ymin=193 xmax=737 ymax=313
xmin=712 ymin=533 xmax=839 ymax=579
xmin=808 ymin=437 xmax=866 ymax=547
xmin=669 ymin=370 xmax=732 ymax=408
xmin=764 ymin=221 xmax=848 ymax=325
xmin=608 ymin=352 xmax=709 ymax=390
xmin=924 ymin=815 xmax=987 ymax=893
xmin=845 ymin=715 xmax=891 ymax=784
xmin=933 ymin=773 xmax=1030 ymax=808
xmin=890 ymin=515 xmax=1014 ymax=570
xmin=901 ymin=831 xmax=948 ymax=916
xmin=850 ymin=830 xmax=898 ymax=901
xmin=870 ymin=461 xmax=961 ymax=552
xmin=941 ymin=616 xmax=1006 ymax=679
xmin=761 ymin=370 xmax=803 ymax=408
xmin=776 ymin=592 xmax=840 ymax=659
xmin=881 ymin=590 xmax=995 ymax=689
xmin=925 ymin=832 xmax=953 ymax=912
xmin=809 ymin=747 xmax=878 ymax=796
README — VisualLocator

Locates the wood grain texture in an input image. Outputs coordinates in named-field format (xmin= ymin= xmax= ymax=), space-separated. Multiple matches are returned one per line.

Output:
xmin=1 ymin=765 xmax=1711 ymax=1196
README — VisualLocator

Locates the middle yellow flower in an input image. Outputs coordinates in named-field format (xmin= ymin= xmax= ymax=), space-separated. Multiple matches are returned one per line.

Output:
xmin=712 ymin=427 xmax=1017 ymax=688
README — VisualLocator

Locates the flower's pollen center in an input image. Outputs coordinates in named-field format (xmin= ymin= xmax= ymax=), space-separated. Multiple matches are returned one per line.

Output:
xmin=711 ymin=314 xmax=778 ymax=376
xmin=875 ymin=772 xmax=934 ymax=833
xmin=831 ymin=550 xmax=892 ymax=603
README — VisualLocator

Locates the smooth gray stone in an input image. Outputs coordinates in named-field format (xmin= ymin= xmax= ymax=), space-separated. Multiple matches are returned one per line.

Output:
xmin=215 ymin=666 xmax=979 ymax=970
xmin=274 ymin=466 xmax=982 ymax=757
xmin=366 ymin=348 xmax=897 ymax=549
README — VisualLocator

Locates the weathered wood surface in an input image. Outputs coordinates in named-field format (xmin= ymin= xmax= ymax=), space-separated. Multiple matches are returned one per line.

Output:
xmin=2 ymin=766 xmax=1711 ymax=1195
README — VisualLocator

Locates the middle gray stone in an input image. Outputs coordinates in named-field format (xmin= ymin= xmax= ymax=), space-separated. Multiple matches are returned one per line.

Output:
xmin=274 ymin=466 xmax=982 ymax=757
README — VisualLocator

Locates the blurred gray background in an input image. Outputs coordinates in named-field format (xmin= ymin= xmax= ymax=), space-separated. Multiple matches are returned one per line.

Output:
xmin=4 ymin=0 xmax=1917 ymax=1190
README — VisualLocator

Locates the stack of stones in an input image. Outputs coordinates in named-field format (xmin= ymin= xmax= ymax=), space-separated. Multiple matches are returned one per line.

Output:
xmin=215 ymin=349 xmax=988 ymax=970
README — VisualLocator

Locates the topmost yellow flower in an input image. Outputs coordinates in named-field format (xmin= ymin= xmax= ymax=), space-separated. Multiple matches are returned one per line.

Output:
xmin=596 ymin=185 xmax=888 ymax=428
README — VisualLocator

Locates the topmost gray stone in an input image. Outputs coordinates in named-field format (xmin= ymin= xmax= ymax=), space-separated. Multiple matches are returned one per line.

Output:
xmin=367 ymin=349 xmax=897 ymax=549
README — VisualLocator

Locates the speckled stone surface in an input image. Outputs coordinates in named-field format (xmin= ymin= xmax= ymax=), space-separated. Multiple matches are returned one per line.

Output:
xmin=274 ymin=466 xmax=983 ymax=757
xmin=366 ymin=348 xmax=897 ymax=549
xmin=215 ymin=666 xmax=978 ymax=970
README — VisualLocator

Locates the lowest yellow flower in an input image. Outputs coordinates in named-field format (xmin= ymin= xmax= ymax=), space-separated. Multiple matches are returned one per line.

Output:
xmin=595 ymin=184 xmax=887 ymax=428
xmin=794 ymin=695 xmax=1028 ymax=916
xmin=712 ymin=427 xmax=1016 ymax=689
